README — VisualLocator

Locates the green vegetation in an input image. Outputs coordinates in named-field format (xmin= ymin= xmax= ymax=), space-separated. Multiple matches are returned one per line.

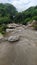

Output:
xmin=0 ymin=3 xmax=17 ymax=34
xmin=14 ymin=6 xmax=37 ymax=25
xmin=0 ymin=3 xmax=17 ymax=24
xmin=0 ymin=3 xmax=37 ymax=25
xmin=0 ymin=24 xmax=7 ymax=34
xmin=0 ymin=3 xmax=37 ymax=34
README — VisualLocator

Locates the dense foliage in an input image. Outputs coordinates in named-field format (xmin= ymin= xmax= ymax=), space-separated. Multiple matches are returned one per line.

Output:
xmin=0 ymin=3 xmax=37 ymax=25
xmin=14 ymin=6 xmax=37 ymax=25
xmin=0 ymin=3 xmax=17 ymax=34
xmin=0 ymin=3 xmax=17 ymax=24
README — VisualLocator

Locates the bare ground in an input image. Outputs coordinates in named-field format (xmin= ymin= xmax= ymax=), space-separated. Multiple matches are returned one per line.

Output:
xmin=0 ymin=27 xmax=37 ymax=65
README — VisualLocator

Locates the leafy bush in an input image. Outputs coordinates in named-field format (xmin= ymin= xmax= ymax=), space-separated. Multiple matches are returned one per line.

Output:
xmin=0 ymin=24 xmax=7 ymax=34
xmin=14 ymin=6 xmax=37 ymax=25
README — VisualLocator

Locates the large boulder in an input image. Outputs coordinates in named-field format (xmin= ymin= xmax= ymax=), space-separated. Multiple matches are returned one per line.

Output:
xmin=8 ymin=35 xmax=20 ymax=42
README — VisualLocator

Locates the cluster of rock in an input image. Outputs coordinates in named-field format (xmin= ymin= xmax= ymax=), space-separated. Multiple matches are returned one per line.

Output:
xmin=6 ymin=23 xmax=20 ymax=32
xmin=0 ymin=23 xmax=21 ymax=42
xmin=0 ymin=20 xmax=37 ymax=43
xmin=7 ymin=23 xmax=20 ymax=28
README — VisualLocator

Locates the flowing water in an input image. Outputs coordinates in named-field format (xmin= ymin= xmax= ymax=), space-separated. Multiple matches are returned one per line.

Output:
xmin=0 ymin=27 xmax=37 ymax=65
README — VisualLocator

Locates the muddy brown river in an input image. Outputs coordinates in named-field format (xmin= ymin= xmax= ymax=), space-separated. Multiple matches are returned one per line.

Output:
xmin=0 ymin=27 xmax=37 ymax=65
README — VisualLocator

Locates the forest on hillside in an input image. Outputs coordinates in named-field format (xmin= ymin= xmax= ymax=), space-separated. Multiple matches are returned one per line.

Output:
xmin=0 ymin=3 xmax=17 ymax=24
xmin=0 ymin=3 xmax=37 ymax=24
xmin=14 ymin=6 xmax=37 ymax=25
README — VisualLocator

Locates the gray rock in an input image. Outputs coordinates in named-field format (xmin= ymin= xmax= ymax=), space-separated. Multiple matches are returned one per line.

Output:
xmin=8 ymin=35 xmax=20 ymax=42
xmin=6 ymin=29 xmax=14 ymax=32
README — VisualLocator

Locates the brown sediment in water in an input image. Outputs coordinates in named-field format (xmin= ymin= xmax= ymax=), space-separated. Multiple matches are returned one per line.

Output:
xmin=0 ymin=26 xmax=37 ymax=65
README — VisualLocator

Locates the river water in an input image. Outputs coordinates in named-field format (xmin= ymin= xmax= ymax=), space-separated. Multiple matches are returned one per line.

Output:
xmin=0 ymin=28 xmax=37 ymax=65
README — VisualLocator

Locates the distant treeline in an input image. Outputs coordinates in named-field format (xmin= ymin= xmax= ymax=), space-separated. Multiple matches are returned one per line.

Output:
xmin=0 ymin=3 xmax=37 ymax=25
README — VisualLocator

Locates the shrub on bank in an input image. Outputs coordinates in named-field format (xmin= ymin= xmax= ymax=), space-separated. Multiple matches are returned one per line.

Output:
xmin=32 ymin=16 xmax=37 ymax=21
xmin=0 ymin=24 xmax=7 ymax=34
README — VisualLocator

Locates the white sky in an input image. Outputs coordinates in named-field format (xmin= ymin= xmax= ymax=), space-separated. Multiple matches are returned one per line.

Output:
xmin=0 ymin=0 xmax=37 ymax=12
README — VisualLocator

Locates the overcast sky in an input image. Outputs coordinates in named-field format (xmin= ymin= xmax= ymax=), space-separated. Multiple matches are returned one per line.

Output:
xmin=0 ymin=0 xmax=37 ymax=12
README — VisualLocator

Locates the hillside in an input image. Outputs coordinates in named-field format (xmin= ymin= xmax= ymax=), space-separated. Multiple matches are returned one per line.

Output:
xmin=0 ymin=3 xmax=37 ymax=25
xmin=14 ymin=6 xmax=37 ymax=25
xmin=0 ymin=3 xmax=17 ymax=24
